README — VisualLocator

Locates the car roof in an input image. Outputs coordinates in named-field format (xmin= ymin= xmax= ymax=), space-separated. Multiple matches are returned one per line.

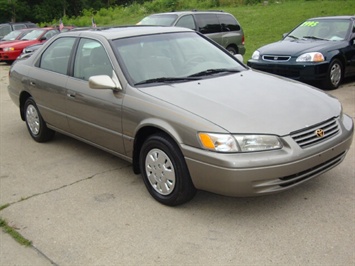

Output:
xmin=59 ymin=25 xmax=193 ymax=40
xmin=148 ymin=10 xmax=228 ymax=16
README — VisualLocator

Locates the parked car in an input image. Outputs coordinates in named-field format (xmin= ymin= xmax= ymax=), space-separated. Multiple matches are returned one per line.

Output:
xmin=0 ymin=22 xmax=37 ymax=39
xmin=138 ymin=10 xmax=245 ymax=55
xmin=0 ymin=28 xmax=34 ymax=43
xmin=17 ymin=43 xmax=43 ymax=60
xmin=247 ymin=16 xmax=355 ymax=89
xmin=8 ymin=26 xmax=353 ymax=206
xmin=0 ymin=27 xmax=59 ymax=64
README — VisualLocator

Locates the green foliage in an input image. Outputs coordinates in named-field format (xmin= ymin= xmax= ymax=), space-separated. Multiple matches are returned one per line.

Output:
xmin=0 ymin=203 xmax=10 ymax=211
xmin=53 ymin=0 xmax=353 ymax=60
xmin=3 ymin=0 xmax=355 ymax=61
xmin=0 ymin=217 xmax=32 ymax=246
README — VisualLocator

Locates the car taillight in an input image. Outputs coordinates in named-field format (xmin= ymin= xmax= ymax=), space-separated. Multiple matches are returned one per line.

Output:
xmin=242 ymin=35 xmax=245 ymax=45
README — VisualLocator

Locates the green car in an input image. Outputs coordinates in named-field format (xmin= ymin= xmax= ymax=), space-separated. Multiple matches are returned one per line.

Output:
xmin=138 ymin=10 xmax=246 ymax=55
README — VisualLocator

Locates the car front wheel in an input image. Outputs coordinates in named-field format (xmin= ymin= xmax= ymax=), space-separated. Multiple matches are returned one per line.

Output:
xmin=322 ymin=59 xmax=343 ymax=90
xmin=24 ymin=97 xmax=55 ymax=142
xmin=139 ymin=133 xmax=196 ymax=206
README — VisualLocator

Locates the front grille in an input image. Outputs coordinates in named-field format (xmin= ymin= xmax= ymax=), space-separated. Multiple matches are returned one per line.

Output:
xmin=262 ymin=55 xmax=291 ymax=62
xmin=291 ymin=118 xmax=339 ymax=148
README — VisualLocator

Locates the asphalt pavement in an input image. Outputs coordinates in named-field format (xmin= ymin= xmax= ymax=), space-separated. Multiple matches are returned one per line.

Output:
xmin=0 ymin=62 xmax=354 ymax=265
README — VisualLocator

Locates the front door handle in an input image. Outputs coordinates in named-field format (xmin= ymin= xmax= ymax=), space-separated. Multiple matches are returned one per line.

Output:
xmin=67 ymin=91 xmax=76 ymax=98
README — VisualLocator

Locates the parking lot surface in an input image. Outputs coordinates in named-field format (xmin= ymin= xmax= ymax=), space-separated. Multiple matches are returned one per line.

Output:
xmin=0 ymin=62 xmax=354 ymax=265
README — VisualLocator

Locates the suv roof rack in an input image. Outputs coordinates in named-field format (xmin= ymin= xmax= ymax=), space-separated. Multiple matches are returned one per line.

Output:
xmin=191 ymin=9 xmax=224 ymax=12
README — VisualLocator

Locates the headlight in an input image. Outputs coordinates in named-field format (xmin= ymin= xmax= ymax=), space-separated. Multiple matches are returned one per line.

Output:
xmin=296 ymin=52 xmax=324 ymax=62
xmin=198 ymin=133 xmax=282 ymax=152
xmin=251 ymin=50 xmax=260 ymax=60
xmin=3 ymin=47 xmax=15 ymax=52
xmin=234 ymin=135 xmax=282 ymax=152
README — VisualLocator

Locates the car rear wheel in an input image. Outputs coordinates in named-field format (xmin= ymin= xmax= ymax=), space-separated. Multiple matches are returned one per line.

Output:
xmin=322 ymin=59 xmax=343 ymax=90
xmin=24 ymin=98 xmax=55 ymax=142
xmin=139 ymin=133 xmax=196 ymax=206
xmin=226 ymin=46 xmax=237 ymax=55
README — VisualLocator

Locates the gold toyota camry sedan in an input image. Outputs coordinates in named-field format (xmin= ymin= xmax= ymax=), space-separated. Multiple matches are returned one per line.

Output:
xmin=8 ymin=26 xmax=353 ymax=206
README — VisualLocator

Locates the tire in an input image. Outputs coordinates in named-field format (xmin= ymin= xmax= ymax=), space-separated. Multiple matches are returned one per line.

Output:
xmin=24 ymin=98 xmax=55 ymax=142
xmin=322 ymin=59 xmax=343 ymax=90
xmin=226 ymin=46 xmax=237 ymax=55
xmin=139 ymin=133 xmax=196 ymax=206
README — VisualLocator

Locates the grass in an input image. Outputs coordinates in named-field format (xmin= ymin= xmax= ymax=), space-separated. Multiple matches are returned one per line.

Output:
xmin=0 ymin=217 xmax=32 ymax=246
xmin=51 ymin=0 xmax=355 ymax=61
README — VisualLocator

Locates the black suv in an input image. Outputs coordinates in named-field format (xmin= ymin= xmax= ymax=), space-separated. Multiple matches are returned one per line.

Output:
xmin=0 ymin=22 xmax=38 ymax=39
xmin=138 ymin=11 xmax=245 ymax=55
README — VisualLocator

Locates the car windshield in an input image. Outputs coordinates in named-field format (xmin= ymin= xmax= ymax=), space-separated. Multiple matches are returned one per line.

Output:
xmin=285 ymin=18 xmax=351 ymax=41
xmin=113 ymin=31 xmax=245 ymax=86
xmin=21 ymin=29 xmax=45 ymax=40
xmin=138 ymin=14 xmax=179 ymax=26
xmin=2 ymin=30 xmax=23 ymax=40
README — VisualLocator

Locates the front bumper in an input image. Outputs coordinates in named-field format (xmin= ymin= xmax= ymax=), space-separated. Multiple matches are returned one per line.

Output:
xmin=247 ymin=59 xmax=329 ymax=82
xmin=182 ymin=115 xmax=353 ymax=197
xmin=0 ymin=50 xmax=21 ymax=61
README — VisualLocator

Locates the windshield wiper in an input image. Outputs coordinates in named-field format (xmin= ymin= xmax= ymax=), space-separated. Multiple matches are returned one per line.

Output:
xmin=302 ymin=36 xmax=327 ymax=41
xmin=188 ymin=68 xmax=240 ymax=78
xmin=287 ymin=35 xmax=299 ymax=40
xmin=135 ymin=76 xmax=199 ymax=86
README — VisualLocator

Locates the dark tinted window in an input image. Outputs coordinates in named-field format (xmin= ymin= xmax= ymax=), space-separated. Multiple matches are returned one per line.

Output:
xmin=194 ymin=14 xmax=221 ymax=34
xmin=175 ymin=15 xmax=196 ymax=30
xmin=217 ymin=14 xmax=241 ymax=32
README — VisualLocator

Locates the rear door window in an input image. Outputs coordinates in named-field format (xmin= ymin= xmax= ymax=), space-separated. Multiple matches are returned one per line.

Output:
xmin=39 ymin=37 xmax=76 ymax=75
xmin=217 ymin=14 xmax=241 ymax=32
xmin=194 ymin=14 xmax=221 ymax=34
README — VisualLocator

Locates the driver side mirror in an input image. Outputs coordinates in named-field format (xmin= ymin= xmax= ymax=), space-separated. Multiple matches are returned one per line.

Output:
xmin=89 ymin=71 xmax=122 ymax=91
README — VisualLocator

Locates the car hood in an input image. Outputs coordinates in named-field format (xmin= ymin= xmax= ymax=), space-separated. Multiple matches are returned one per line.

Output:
xmin=140 ymin=71 xmax=341 ymax=135
xmin=258 ymin=39 xmax=345 ymax=56
xmin=0 ymin=40 xmax=20 ymax=45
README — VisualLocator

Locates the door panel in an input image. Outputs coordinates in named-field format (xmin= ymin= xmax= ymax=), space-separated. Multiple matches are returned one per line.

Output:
xmin=27 ymin=68 xmax=69 ymax=130
xmin=28 ymin=36 xmax=76 ymax=131
xmin=66 ymin=38 xmax=125 ymax=154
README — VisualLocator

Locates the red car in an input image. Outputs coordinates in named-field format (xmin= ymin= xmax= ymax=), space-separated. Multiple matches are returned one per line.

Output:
xmin=0 ymin=27 xmax=59 ymax=64
xmin=0 ymin=28 xmax=35 ymax=44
